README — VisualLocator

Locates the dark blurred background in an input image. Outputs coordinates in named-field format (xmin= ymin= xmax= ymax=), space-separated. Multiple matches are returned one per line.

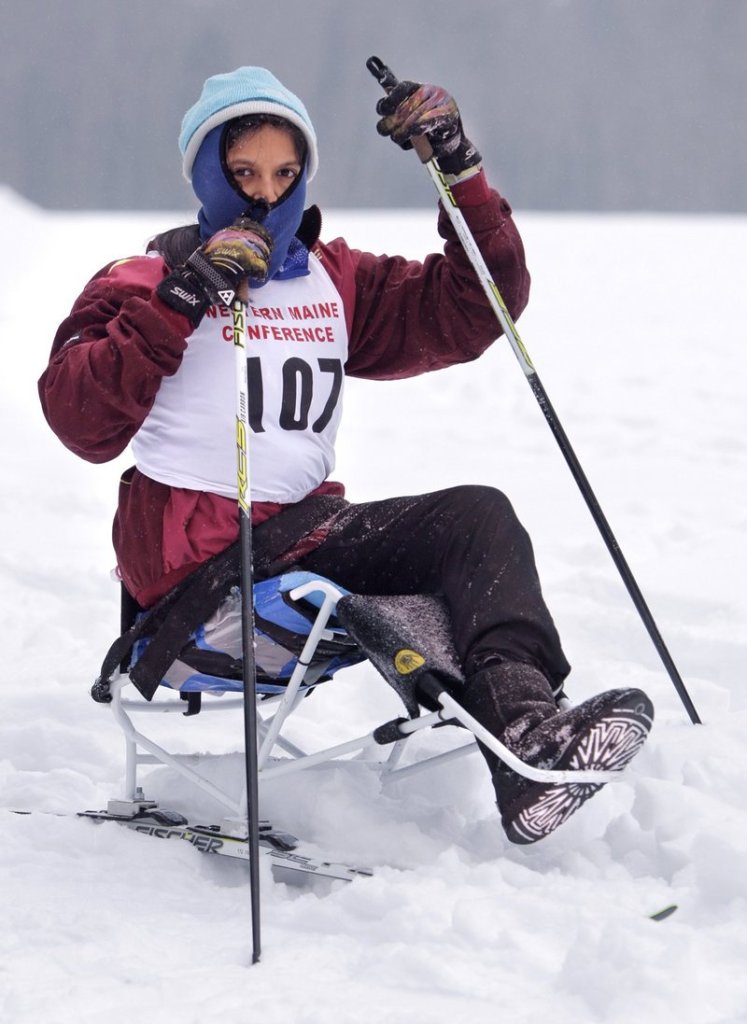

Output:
xmin=3 ymin=0 xmax=745 ymax=212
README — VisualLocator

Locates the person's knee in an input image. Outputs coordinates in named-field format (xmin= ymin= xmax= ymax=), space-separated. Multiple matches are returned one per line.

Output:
xmin=440 ymin=484 xmax=517 ymax=523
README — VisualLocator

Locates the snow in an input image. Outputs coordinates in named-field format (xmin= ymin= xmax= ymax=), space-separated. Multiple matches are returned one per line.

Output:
xmin=2 ymin=184 xmax=747 ymax=1023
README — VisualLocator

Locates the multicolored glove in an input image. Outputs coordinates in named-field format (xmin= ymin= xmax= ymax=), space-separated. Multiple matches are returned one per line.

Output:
xmin=156 ymin=218 xmax=273 ymax=325
xmin=375 ymin=81 xmax=482 ymax=176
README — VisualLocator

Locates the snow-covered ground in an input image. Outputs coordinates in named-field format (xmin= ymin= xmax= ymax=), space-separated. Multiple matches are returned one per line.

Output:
xmin=1 ymin=186 xmax=746 ymax=1023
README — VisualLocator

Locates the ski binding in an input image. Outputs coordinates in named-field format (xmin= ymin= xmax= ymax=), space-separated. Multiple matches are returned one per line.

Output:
xmin=78 ymin=802 xmax=372 ymax=883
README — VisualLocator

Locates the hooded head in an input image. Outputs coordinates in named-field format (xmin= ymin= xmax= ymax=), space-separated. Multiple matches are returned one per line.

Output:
xmin=178 ymin=67 xmax=318 ymax=283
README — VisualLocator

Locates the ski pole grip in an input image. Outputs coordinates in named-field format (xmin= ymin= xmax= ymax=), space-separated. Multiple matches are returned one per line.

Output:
xmin=366 ymin=55 xmax=397 ymax=92
xmin=366 ymin=55 xmax=434 ymax=163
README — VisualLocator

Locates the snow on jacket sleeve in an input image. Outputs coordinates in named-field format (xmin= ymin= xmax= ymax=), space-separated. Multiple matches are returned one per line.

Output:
xmin=322 ymin=171 xmax=530 ymax=380
xmin=39 ymin=255 xmax=193 ymax=463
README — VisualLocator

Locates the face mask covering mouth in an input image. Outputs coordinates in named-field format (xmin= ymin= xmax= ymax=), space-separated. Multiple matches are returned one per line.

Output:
xmin=191 ymin=124 xmax=311 ymax=285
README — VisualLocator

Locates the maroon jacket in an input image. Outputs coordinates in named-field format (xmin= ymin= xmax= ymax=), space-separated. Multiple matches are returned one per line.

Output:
xmin=39 ymin=171 xmax=530 ymax=606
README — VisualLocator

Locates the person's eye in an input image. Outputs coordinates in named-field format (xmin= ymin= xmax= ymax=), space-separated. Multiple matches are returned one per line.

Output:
xmin=231 ymin=167 xmax=253 ymax=179
xmin=278 ymin=167 xmax=298 ymax=179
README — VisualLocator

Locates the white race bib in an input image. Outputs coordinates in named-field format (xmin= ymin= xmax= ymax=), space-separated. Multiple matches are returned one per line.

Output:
xmin=132 ymin=253 xmax=348 ymax=502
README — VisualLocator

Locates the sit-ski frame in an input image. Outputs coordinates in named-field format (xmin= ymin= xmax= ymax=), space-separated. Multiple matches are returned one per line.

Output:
xmin=103 ymin=578 xmax=622 ymax=822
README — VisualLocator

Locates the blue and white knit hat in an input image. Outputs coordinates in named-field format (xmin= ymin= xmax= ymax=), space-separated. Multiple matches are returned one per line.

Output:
xmin=179 ymin=66 xmax=318 ymax=182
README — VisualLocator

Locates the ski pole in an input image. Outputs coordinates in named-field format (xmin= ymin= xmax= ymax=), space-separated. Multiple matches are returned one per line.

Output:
xmin=367 ymin=56 xmax=701 ymax=725
xmin=232 ymin=297 xmax=262 ymax=963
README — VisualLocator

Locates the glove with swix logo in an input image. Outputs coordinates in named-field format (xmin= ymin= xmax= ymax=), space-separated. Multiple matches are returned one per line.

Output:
xmin=376 ymin=80 xmax=482 ymax=177
xmin=156 ymin=218 xmax=273 ymax=326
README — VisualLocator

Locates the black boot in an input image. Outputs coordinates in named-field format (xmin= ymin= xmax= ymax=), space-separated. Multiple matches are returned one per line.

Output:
xmin=462 ymin=662 xmax=654 ymax=845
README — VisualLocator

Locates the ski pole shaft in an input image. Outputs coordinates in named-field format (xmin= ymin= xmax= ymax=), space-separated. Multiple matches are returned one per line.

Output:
xmin=367 ymin=56 xmax=701 ymax=725
xmin=232 ymin=298 xmax=262 ymax=962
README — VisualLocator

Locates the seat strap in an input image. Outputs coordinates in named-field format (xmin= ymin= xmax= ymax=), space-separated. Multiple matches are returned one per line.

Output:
xmin=95 ymin=494 xmax=349 ymax=701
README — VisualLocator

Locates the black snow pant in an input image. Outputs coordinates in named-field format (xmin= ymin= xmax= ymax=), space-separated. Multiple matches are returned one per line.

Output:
xmin=295 ymin=485 xmax=571 ymax=693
